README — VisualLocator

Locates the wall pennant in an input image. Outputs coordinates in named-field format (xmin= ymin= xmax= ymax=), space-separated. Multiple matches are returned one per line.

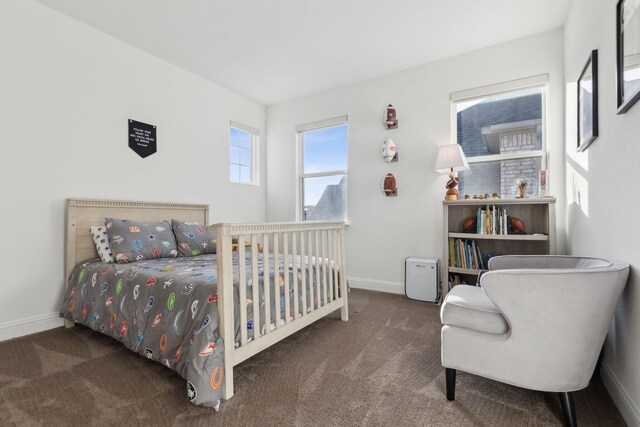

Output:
xmin=128 ymin=119 xmax=157 ymax=158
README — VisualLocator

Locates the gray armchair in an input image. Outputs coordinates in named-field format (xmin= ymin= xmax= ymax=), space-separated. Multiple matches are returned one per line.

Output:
xmin=440 ymin=255 xmax=629 ymax=427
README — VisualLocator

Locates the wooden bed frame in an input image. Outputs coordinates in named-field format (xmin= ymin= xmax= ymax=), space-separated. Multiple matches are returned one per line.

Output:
xmin=65 ymin=199 xmax=348 ymax=400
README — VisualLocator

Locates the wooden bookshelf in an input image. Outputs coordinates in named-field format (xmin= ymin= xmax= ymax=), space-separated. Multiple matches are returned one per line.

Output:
xmin=442 ymin=198 xmax=556 ymax=297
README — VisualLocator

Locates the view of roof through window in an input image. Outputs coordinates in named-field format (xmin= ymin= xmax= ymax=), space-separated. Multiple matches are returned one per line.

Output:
xmin=301 ymin=123 xmax=348 ymax=221
xmin=455 ymin=86 xmax=545 ymax=198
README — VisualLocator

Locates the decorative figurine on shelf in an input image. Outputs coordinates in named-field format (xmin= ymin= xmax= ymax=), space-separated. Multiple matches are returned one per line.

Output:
xmin=510 ymin=217 xmax=526 ymax=234
xmin=515 ymin=178 xmax=528 ymax=198
xmin=383 ymin=173 xmax=397 ymax=197
xmin=462 ymin=217 xmax=477 ymax=232
xmin=491 ymin=193 xmax=500 ymax=199
xmin=464 ymin=194 xmax=470 ymax=200
xmin=381 ymin=138 xmax=398 ymax=162
xmin=384 ymin=104 xmax=398 ymax=129
xmin=538 ymin=170 xmax=548 ymax=197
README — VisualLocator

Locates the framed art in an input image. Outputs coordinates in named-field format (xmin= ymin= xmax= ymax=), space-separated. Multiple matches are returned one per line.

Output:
xmin=578 ymin=50 xmax=598 ymax=151
xmin=617 ymin=0 xmax=640 ymax=114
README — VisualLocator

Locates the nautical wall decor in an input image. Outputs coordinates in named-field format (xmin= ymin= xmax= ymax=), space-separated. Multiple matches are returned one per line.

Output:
xmin=381 ymin=138 xmax=398 ymax=162
xmin=128 ymin=119 xmax=157 ymax=158
xmin=384 ymin=104 xmax=398 ymax=129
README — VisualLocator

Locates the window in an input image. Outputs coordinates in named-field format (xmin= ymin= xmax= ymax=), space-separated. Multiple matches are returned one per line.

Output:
xmin=297 ymin=116 xmax=348 ymax=221
xmin=451 ymin=75 xmax=548 ymax=198
xmin=229 ymin=121 xmax=259 ymax=185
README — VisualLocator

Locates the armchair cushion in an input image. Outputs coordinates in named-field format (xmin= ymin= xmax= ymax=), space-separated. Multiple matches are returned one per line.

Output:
xmin=441 ymin=285 xmax=508 ymax=335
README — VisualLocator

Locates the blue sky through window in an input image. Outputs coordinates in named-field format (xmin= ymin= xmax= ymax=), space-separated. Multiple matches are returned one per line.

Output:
xmin=230 ymin=127 xmax=251 ymax=149
xmin=302 ymin=123 xmax=347 ymax=206
xmin=230 ymin=127 xmax=252 ymax=183
xmin=303 ymin=124 xmax=348 ymax=173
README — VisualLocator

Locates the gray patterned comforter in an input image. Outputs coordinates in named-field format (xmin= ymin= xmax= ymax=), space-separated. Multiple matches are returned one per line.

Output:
xmin=60 ymin=253 xmax=326 ymax=409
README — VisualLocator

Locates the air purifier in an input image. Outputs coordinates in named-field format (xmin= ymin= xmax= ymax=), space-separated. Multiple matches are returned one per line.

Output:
xmin=405 ymin=257 xmax=439 ymax=302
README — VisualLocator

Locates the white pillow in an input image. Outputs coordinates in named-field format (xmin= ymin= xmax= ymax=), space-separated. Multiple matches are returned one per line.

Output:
xmin=90 ymin=226 xmax=115 ymax=263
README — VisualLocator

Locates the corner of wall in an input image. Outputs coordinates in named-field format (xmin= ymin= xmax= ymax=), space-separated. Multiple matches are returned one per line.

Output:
xmin=601 ymin=362 xmax=640 ymax=427
xmin=0 ymin=313 xmax=64 ymax=343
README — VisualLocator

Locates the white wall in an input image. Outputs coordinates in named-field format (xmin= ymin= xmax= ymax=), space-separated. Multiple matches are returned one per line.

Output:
xmin=564 ymin=1 xmax=640 ymax=425
xmin=0 ymin=1 xmax=266 ymax=340
xmin=267 ymin=29 xmax=566 ymax=294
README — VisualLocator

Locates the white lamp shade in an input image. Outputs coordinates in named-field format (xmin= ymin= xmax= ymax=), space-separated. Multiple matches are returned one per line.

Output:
xmin=435 ymin=144 xmax=470 ymax=174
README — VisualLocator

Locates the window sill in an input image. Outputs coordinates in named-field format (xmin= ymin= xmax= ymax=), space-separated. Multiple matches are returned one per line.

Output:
xmin=230 ymin=181 xmax=260 ymax=187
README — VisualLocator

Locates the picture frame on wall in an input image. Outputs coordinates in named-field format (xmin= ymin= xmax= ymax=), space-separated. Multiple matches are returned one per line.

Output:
xmin=577 ymin=50 xmax=598 ymax=151
xmin=616 ymin=0 xmax=640 ymax=114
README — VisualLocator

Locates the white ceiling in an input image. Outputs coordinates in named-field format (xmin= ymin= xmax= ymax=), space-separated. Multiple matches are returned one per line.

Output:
xmin=36 ymin=0 xmax=572 ymax=105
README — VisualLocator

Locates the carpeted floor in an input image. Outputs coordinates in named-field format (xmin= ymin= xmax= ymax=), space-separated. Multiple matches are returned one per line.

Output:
xmin=0 ymin=289 xmax=625 ymax=426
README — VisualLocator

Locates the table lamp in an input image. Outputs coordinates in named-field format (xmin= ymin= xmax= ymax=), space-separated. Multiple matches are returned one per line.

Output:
xmin=435 ymin=144 xmax=470 ymax=200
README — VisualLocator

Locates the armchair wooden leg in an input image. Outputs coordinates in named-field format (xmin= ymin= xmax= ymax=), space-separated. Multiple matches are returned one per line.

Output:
xmin=445 ymin=368 xmax=456 ymax=401
xmin=559 ymin=392 xmax=577 ymax=427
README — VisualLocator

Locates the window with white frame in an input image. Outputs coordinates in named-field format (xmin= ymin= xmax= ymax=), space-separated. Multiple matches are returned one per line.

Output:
xmin=229 ymin=121 xmax=259 ymax=185
xmin=297 ymin=116 xmax=348 ymax=222
xmin=451 ymin=75 xmax=548 ymax=198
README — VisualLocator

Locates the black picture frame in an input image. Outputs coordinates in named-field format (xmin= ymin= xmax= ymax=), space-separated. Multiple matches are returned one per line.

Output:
xmin=577 ymin=50 xmax=598 ymax=151
xmin=616 ymin=0 xmax=640 ymax=114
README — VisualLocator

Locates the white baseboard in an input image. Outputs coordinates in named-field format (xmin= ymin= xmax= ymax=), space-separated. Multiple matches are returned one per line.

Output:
xmin=601 ymin=361 xmax=640 ymax=427
xmin=0 ymin=312 xmax=64 ymax=342
xmin=348 ymin=277 xmax=404 ymax=295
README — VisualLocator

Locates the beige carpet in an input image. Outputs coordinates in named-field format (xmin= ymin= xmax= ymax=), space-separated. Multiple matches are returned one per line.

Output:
xmin=0 ymin=289 xmax=624 ymax=426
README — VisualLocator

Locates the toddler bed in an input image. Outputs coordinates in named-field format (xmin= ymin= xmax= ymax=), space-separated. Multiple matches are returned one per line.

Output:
xmin=60 ymin=199 xmax=348 ymax=409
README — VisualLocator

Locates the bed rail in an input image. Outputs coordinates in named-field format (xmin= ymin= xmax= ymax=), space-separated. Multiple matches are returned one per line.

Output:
xmin=215 ymin=221 xmax=348 ymax=399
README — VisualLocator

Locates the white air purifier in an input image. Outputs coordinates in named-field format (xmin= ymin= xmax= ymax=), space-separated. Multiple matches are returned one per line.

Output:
xmin=405 ymin=257 xmax=439 ymax=302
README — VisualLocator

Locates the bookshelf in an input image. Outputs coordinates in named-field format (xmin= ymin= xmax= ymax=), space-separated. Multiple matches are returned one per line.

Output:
xmin=442 ymin=198 xmax=556 ymax=297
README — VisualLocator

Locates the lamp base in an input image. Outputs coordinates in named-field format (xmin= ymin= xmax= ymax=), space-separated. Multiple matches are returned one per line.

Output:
xmin=444 ymin=172 xmax=460 ymax=200
xmin=445 ymin=188 xmax=459 ymax=201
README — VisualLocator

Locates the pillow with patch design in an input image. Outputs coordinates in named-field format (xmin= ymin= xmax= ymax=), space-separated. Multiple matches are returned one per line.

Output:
xmin=105 ymin=218 xmax=177 ymax=263
xmin=171 ymin=219 xmax=217 ymax=257
xmin=90 ymin=225 xmax=115 ymax=263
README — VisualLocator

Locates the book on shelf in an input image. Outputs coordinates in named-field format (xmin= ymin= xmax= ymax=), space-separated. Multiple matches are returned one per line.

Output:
xmin=477 ymin=205 xmax=509 ymax=235
xmin=448 ymin=237 xmax=485 ymax=270
xmin=462 ymin=242 xmax=468 ymax=269
xmin=448 ymin=274 xmax=467 ymax=290
xmin=476 ymin=241 xmax=485 ymax=270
